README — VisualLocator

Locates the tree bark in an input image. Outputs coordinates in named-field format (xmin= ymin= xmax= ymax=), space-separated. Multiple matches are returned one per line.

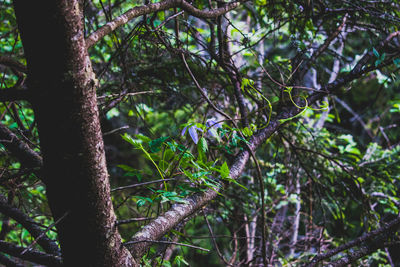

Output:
xmin=13 ymin=1 xmax=135 ymax=266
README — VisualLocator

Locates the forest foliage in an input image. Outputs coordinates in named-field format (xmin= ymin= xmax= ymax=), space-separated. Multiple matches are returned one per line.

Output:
xmin=1 ymin=0 xmax=400 ymax=266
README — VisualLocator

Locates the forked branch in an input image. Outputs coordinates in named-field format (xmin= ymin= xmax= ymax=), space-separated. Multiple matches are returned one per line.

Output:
xmin=86 ymin=0 xmax=245 ymax=48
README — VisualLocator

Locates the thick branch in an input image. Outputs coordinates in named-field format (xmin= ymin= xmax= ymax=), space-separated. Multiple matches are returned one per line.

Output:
xmin=0 ymin=122 xmax=42 ymax=168
xmin=308 ymin=215 xmax=400 ymax=266
xmin=329 ymin=244 xmax=382 ymax=267
xmin=0 ymin=87 xmax=29 ymax=102
xmin=0 ymin=194 xmax=60 ymax=256
xmin=129 ymin=119 xmax=281 ymax=258
xmin=307 ymin=32 xmax=400 ymax=106
xmin=0 ymin=240 xmax=62 ymax=266
xmin=128 ymin=32 xmax=400 ymax=261
xmin=298 ymin=14 xmax=348 ymax=81
xmin=86 ymin=0 xmax=243 ymax=48
xmin=129 ymin=30 xmax=400 ymax=262
xmin=129 ymin=185 xmax=220 ymax=258
xmin=0 ymin=56 xmax=27 ymax=73
xmin=0 ymin=253 xmax=24 ymax=267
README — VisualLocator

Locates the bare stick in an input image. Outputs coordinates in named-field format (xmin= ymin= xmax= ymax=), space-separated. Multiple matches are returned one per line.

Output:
xmin=125 ymin=239 xmax=210 ymax=252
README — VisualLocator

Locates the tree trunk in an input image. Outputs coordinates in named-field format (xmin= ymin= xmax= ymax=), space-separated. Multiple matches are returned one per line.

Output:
xmin=13 ymin=1 xmax=135 ymax=266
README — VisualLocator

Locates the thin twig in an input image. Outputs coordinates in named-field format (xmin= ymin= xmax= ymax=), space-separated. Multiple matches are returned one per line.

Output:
xmin=21 ymin=211 xmax=69 ymax=255
xmin=111 ymin=178 xmax=177 ymax=192
xmin=202 ymin=209 xmax=232 ymax=266
xmin=124 ymin=239 xmax=210 ymax=252
xmin=103 ymin=126 xmax=129 ymax=136
xmin=97 ymin=91 xmax=156 ymax=99
xmin=180 ymin=53 xmax=232 ymax=121
xmin=155 ymin=10 xmax=185 ymax=31
xmin=307 ymin=214 xmax=400 ymax=266
xmin=116 ymin=218 xmax=154 ymax=226
xmin=181 ymin=52 xmax=268 ymax=265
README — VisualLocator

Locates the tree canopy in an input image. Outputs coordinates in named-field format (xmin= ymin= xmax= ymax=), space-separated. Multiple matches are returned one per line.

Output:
xmin=0 ymin=0 xmax=400 ymax=266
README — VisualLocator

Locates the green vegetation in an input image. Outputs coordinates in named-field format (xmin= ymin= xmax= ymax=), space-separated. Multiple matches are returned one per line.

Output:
xmin=1 ymin=0 xmax=400 ymax=266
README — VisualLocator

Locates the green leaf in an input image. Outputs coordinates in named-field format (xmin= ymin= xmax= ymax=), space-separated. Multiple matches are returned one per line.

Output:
xmin=158 ymin=160 xmax=169 ymax=171
xmin=135 ymin=134 xmax=151 ymax=143
xmin=106 ymin=107 xmax=120 ymax=119
xmin=117 ymin=165 xmax=142 ymax=181
xmin=167 ymin=141 xmax=178 ymax=152
xmin=276 ymin=184 xmax=286 ymax=194
xmin=347 ymin=147 xmax=361 ymax=155
xmin=241 ymin=78 xmax=254 ymax=91
xmin=183 ymin=170 xmax=194 ymax=180
xmin=270 ymin=96 xmax=279 ymax=103
xmin=231 ymin=132 xmax=238 ymax=147
xmin=174 ymin=255 xmax=189 ymax=267
xmin=393 ymin=58 xmax=400 ymax=67
xmin=121 ymin=133 xmax=141 ymax=148
xmin=208 ymin=128 xmax=221 ymax=142
xmin=284 ymin=86 xmax=293 ymax=93
xmin=135 ymin=196 xmax=153 ymax=207
xmin=224 ymin=177 xmax=248 ymax=190
xmin=197 ymin=137 xmax=207 ymax=161
xmin=136 ymin=199 xmax=146 ymax=207
xmin=203 ymin=178 xmax=221 ymax=189
xmin=276 ymin=200 xmax=288 ymax=209
xmin=149 ymin=136 xmax=169 ymax=152
xmin=192 ymin=171 xmax=210 ymax=179
xmin=117 ymin=164 xmax=136 ymax=172
xmin=372 ymin=47 xmax=380 ymax=58
xmin=198 ymin=137 xmax=208 ymax=153
xmin=220 ymin=162 xmax=230 ymax=179
xmin=157 ymin=11 xmax=165 ymax=21
xmin=242 ymin=127 xmax=253 ymax=137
